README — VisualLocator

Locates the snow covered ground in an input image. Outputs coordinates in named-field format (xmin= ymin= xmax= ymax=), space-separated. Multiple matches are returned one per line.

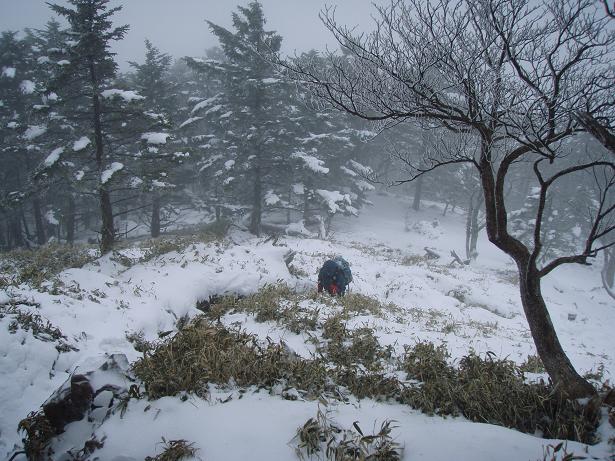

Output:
xmin=1 ymin=192 xmax=614 ymax=460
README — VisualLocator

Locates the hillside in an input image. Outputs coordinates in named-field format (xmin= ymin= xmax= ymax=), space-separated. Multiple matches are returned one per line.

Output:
xmin=1 ymin=193 xmax=614 ymax=461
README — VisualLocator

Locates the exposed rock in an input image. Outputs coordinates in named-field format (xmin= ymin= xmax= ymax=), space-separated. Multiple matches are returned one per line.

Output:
xmin=43 ymin=374 xmax=93 ymax=433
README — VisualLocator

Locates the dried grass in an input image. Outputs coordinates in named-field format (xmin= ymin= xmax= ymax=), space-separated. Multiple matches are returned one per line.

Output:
xmin=294 ymin=406 xmax=402 ymax=461
xmin=0 ymin=243 xmax=96 ymax=288
xmin=145 ymin=438 xmax=199 ymax=461
xmin=132 ymin=318 xmax=328 ymax=400
xmin=400 ymin=344 xmax=600 ymax=443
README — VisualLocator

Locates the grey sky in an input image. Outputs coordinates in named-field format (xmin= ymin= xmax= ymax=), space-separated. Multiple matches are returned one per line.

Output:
xmin=0 ymin=0 xmax=383 ymax=70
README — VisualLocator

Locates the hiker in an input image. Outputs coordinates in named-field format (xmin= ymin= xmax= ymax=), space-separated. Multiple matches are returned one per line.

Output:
xmin=317 ymin=256 xmax=352 ymax=296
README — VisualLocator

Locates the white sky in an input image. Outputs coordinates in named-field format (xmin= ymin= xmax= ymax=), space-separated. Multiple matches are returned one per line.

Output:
xmin=0 ymin=0 xmax=385 ymax=70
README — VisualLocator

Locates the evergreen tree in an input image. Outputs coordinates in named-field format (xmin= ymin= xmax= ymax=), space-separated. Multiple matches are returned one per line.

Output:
xmin=48 ymin=0 xmax=129 ymax=253
xmin=128 ymin=40 xmax=179 ymax=237
xmin=185 ymin=1 xmax=284 ymax=236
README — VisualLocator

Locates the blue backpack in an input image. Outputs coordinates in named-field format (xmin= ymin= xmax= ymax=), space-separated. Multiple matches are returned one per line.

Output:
xmin=318 ymin=257 xmax=352 ymax=295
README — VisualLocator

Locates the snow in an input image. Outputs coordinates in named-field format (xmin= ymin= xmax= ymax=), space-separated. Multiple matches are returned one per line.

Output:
xmin=191 ymin=94 xmax=220 ymax=114
xmin=101 ymin=162 xmax=124 ymax=184
xmin=261 ymin=77 xmax=280 ymax=84
xmin=44 ymin=147 xmax=64 ymax=167
xmin=1 ymin=193 xmax=614 ymax=461
xmin=316 ymin=189 xmax=351 ymax=213
xmin=19 ymin=80 xmax=35 ymax=94
xmin=354 ymin=179 xmax=376 ymax=191
xmin=73 ymin=136 xmax=91 ymax=151
xmin=224 ymin=160 xmax=235 ymax=170
xmin=265 ymin=190 xmax=281 ymax=206
xmin=6 ymin=121 xmax=17 ymax=129
xmin=348 ymin=160 xmax=373 ymax=176
xmin=56 ymin=60 xmax=70 ymax=66
xmin=179 ymin=116 xmax=203 ymax=128
xmin=291 ymin=151 xmax=329 ymax=174
xmin=292 ymin=183 xmax=305 ymax=195
xmin=129 ymin=177 xmax=144 ymax=188
xmin=141 ymin=132 xmax=170 ymax=144
xmin=151 ymin=179 xmax=169 ymax=189
xmin=101 ymin=89 xmax=145 ymax=102
xmin=45 ymin=210 xmax=59 ymax=226
xmin=45 ymin=92 xmax=59 ymax=102
xmin=1 ymin=66 xmax=16 ymax=78
xmin=75 ymin=170 xmax=85 ymax=181
xmin=205 ymin=104 xmax=223 ymax=115
xmin=23 ymin=125 xmax=47 ymax=140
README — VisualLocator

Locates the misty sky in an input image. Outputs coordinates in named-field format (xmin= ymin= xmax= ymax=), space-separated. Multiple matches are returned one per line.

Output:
xmin=0 ymin=0 xmax=384 ymax=70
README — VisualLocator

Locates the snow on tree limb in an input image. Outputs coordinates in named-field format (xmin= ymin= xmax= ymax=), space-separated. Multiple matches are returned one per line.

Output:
xmin=101 ymin=162 xmax=124 ymax=184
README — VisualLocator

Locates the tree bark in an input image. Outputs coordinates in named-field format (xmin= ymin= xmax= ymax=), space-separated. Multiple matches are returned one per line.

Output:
xmin=90 ymin=62 xmax=115 ymax=254
xmin=518 ymin=264 xmax=596 ymax=398
xmin=249 ymin=164 xmax=262 ymax=236
xmin=412 ymin=174 xmax=423 ymax=211
xmin=32 ymin=197 xmax=47 ymax=245
xmin=8 ymin=211 xmax=24 ymax=249
xmin=479 ymin=139 xmax=595 ymax=399
xmin=601 ymin=247 xmax=615 ymax=301
xmin=151 ymin=193 xmax=161 ymax=238
xmin=66 ymin=194 xmax=76 ymax=245
xmin=465 ymin=191 xmax=483 ymax=260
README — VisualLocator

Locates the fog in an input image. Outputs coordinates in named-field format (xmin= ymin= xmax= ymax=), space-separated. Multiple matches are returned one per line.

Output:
xmin=0 ymin=0 xmax=383 ymax=69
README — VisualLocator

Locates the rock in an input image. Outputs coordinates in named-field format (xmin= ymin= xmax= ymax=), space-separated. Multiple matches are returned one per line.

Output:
xmin=603 ymin=388 xmax=615 ymax=407
xmin=43 ymin=374 xmax=94 ymax=433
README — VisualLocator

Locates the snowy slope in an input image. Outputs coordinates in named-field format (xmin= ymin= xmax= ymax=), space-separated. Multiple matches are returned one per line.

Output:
xmin=1 ymin=192 xmax=613 ymax=460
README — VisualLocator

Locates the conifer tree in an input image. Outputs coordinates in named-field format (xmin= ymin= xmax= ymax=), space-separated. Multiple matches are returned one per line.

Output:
xmin=48 ymin=0 xmax=129 ymax=253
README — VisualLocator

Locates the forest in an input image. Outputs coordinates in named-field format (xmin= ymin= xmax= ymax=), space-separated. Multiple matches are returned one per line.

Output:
xmin=1 ymin=1 xmax=615 ymax=460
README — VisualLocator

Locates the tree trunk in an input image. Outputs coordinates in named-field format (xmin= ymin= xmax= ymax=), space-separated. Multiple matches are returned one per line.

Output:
xmin=412 ymin=174 xmax=423 ymax=211
xmin=90 ymin=61 xmax=115 ymax=254
xmin=33 ymin=197 xmax=47 ymax=245
xmin=8 ymin=211 xmax=24 ymax=249
xmin=99 ymin=188 xmax=114 ymax=253
xmin=151 ymin=193 xmax=161 ymax=238
xmin=249 ymin=165 xmax=262 ymax=236
xmin=478 ymin=139 xmax=595 ymax=399
xmin=465 ymin=191 xmax=483 ymax=261
xmin=518 ymin=264 xmax=596 ymax=398
xmin=601 ymin=247 xmax=615 ymax=300
xmin=66 ymin=194 xmax=76 ymax=245
xmin=0 ymin=214 xmax=6 ymax=250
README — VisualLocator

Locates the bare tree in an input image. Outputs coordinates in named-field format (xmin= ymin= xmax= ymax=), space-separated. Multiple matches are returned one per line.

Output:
xmin=286 ymin=0 xmax=615 ymax=398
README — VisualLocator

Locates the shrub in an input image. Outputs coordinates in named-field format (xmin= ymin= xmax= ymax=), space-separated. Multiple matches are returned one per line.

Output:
xmin=400 ymin=345 xmax=600 ymax=443
xmin=132 ymin=318 xmax=328 ymax=400
xmin=0 ymin=243 xmax=96 ymax=287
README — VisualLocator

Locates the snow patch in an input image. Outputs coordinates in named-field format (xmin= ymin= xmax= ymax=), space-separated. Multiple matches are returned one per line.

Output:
xmin=141 ymin=132 xmax=170 ymax=145
xmin=179 ymin=116 xmax=203 ymax=129
xmin=265 ymin=191 xmax=281 ymax=206
xmin=19 ymin=80 xmax=36 ymax=94
xmin=191 ymin=95 xmax=220 ymax=114
xmin=1 ymin=67 xmax=16 ymax=78
xmin=101 ymin=162 xmax=124 ymax=184
xmin=73 ymin=136 xmax=91 ymax=152
xmin=101 ymin=89 xmax=144 ymax=102
xmin=44 ymin=147 xmax=64 ymax=167
xmin=23 ymin=125 xmax=47 ymax=140
xmin=316 ymin=189 xmax=351 ymax=213
xmin=45 ymin=210 xmax=59 ymax=226
xmin=291 ymin=151 xmax=329 ymax=174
